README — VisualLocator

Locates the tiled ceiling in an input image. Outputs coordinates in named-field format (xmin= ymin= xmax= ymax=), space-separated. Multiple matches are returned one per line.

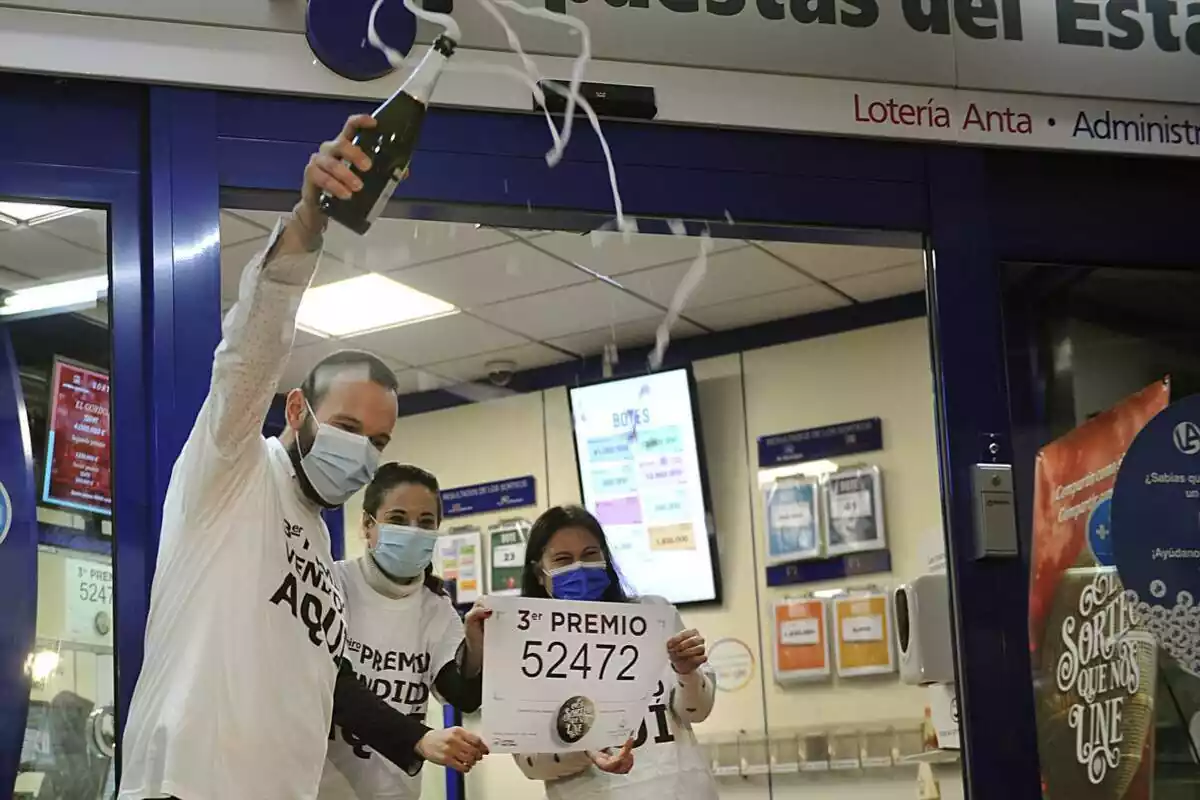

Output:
xmin=219 ymin=210 xmax=924 ymax=395
xmin=0 ymin=206 xmax=925 ymax=397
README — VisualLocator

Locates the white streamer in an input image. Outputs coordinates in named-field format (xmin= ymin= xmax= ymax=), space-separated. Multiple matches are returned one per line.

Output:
xmin=648 ymin=229 xmax=712 ymax=371
xmin=368 ymin=0 xmax=461 ymax=58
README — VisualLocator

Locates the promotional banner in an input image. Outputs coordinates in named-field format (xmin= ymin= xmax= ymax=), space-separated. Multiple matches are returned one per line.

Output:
xmin=43 ymin=359 xmax=111 ymax=516
xmin=481 ymin=595 xmax=672 ymax=753
xmin=65 ymin=555 xmax=114 ymax=646
xmin=1029 ymin=379 xmax=1169 ymax=800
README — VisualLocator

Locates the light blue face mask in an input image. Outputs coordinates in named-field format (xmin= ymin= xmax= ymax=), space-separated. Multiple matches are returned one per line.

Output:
xmin=298 ymin=402 xmax=381 ymax=507
xmin=372 ymin=523 xmax=439 ymax=580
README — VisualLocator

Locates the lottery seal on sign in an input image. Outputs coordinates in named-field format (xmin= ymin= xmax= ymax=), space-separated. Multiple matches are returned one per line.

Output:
xmin=482 ymin=595 xmax=674 ymax=753
xmin=555 ymin=695 xmax=596 ymax=745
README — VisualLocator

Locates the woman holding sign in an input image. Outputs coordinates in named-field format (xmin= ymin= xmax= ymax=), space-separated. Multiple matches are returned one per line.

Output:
xmin=512 ymin=505 xmax=719 ymax=799
xmin=320 ymin=464 xmax=491 ymax=799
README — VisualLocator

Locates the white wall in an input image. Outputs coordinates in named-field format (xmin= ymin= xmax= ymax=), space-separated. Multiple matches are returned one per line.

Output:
xmin=346 ymin=317 xmax=963 ymax=800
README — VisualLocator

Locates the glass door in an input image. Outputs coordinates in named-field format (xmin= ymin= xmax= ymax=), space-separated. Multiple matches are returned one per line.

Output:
xmin=1002 ymin=262 xmax=1200 ymax=799
xmin=1 ymin=200 xmax=118 ymax=800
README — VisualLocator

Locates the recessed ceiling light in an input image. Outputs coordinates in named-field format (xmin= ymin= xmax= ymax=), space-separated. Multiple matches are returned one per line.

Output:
xmin=0 ymin=274 xmax=108 ymax=317
xmin=296 ymin=273 xmax=457 ymax=338
xmin=0 ymin=202 xmax=84 ymax=226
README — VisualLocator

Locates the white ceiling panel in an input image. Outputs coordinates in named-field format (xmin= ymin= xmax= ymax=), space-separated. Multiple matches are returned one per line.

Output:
xmin=388 ymin=241 xmax=589 ymax=309
xmin=834 ymin=263 xmax=926 ymax=302
xmin=616 ymin=246 xmax=810 ymax=311
xmin=221 ymin=238 xmax=363 ymax=302
xmin=0 ymin=226 xmax=106 ymax=281
xmin=419 ymin=342 xmax=568 ymax=384
xmin=529 ymin=229 xmax=742 ymax=277
xmin=473 ymin=281 xmax=662 ymax=341
xmin=327 ymin=217 xmax=511 ymax=273
xmin=686 ymin=284 xmax=849 ymax=330
xmin=344 ymin=312 xmax=529 ymax=366
xmin=220 ymin=210 xmax=272 ymax=247
xmin=757 ymin=241 xmax=922 ymax=282
xmin=546 ymin=317 xmax=704 ymax=357
xmin=35 ymin=209 xmax=108 ymax=254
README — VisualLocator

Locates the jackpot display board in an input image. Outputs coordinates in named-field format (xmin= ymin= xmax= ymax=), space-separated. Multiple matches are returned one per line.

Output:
xmin=569 ymin=369 xmax=718 ymax=605
xmin=43 ymin=359 xmax=111 ymax=517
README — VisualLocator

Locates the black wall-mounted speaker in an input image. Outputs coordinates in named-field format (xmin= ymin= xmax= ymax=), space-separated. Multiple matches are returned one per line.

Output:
xmin=534 ymin=80 xmax=658 ymax=122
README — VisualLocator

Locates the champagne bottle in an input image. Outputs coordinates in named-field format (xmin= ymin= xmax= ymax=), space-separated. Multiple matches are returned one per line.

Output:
xmin=320 ymin=34 xmax=457 ymax=235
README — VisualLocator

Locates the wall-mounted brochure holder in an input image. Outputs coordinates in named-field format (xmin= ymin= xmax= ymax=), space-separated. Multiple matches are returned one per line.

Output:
xmin=486 ymin=518 xmax=531 ymax=596
xmin=761 ymin=471 xmax=822 ymax=565
xmin=435 ymin=526 xmax=483 ymax=605
xmin=824 ymin=465 xmax=886 ymax=557
xmin=833 ymin=590 xmax=896 ymax=677
xmin=772 ymin=597 xmax=831 ymax=683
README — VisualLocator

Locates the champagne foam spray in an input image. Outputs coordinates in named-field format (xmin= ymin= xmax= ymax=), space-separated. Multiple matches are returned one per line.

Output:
xmin=366 ymin=0 xmax=712 ymax=368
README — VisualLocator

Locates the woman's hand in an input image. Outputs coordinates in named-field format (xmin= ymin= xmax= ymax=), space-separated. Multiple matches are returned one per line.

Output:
xmin=462 ymin=599 xmax=492 ymax=675
xmin=667 ymin=628 xmax=708 ymax=675
xmin=416 ymin=726 xmax=489 ymax=773
xmin=588 ymin=738 xmax=635 ymax=774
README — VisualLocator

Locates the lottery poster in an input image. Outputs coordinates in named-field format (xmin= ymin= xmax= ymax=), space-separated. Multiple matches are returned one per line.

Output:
xmin=824 ymin=466 xmax=886 ymax=557
xmin=773 ymin=598 xmax=830 ymax=683
xmin=832 ymin=592 xmax=894 ymax=677
xmin=1029 ymin=379 xmax=1167 ymax=800
xmin=481 ymin=595 xmax=673 ymax=753
xmin=434 ymin=528 xmax=482 ymax=604
xmin=762 ymin=474 xmax=822 ymax=565
xmin=488 ymin=520 xmax=530 ymax=597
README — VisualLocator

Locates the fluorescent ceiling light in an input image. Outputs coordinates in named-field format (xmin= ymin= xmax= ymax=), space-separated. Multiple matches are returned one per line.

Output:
xmin=296 ymin=273 xmax=457 ymax=338
xmin=0 ymin=202 xmax=84 ymax=226
xmin=0 ymin=275 xmax=107 ymax=317
xmin=26 ymin=650 xmax=60 ymax=683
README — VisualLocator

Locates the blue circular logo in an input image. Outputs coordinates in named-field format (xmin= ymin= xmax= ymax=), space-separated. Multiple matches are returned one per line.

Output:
xmin=1086 ymin=496 xmax=1114 ymax=566
xmin=1112 ymin=394 xmax=1200 ymax=674
xmin=306 ymin=0 xmax=416 ymax=82
xmin=0 ymin=480 xmax=11 ymax=546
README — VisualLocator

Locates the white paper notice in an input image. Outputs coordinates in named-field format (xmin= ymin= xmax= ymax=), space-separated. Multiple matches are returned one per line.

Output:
xmin=482 ymin=595 xmax=673 ymax=753
xmin=841 ymin=614 xmax=884 ymax=642
xmin=65 ymin=556 xmax=113 ymax=646
xmin=780 ymin=618 xmax=821 ymax=647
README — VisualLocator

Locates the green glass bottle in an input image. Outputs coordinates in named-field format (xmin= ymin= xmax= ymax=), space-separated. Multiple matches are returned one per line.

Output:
xmin=320 ymin=34 xmax=457 ymax=235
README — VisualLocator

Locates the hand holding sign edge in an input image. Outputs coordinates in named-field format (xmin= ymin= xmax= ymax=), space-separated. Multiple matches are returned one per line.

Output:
xmin=588 ymin=738 xmax=635 ymax=774
xmin=667 ymin=629 xmax=707 ymax=675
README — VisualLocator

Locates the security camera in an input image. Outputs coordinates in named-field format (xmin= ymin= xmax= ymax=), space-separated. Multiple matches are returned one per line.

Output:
xmin=485 ymin=359 xmax=517 ymax=387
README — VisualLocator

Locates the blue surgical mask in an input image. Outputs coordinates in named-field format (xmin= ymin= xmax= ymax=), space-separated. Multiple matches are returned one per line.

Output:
xmin=547 ymin=562 xmax=611 ymax=602
xmin=372 ymin=523 xmax=439 ymax=580
xmin=297 ymin=402 xmax=380 ymax=507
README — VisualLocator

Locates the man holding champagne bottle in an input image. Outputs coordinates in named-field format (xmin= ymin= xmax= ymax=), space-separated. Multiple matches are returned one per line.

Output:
xmin=117 ymin=115 xmax=488 ymax=800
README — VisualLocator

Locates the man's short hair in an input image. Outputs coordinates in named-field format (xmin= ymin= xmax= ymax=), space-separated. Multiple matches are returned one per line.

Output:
xmin=300 ymin=350 xmax=401 ymax=408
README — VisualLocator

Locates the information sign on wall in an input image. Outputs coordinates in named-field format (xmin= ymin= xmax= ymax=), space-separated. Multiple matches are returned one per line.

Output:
xmin=758 ymin=418 xmax=883 ymax=467
xmin=441 ymin=476 xmax=536 ymax=519
xmin=43 ymin=359 xmax=111 ymax=516
xmin=435 ymin=528 xmax=483 ymax=605
xmin=488 ymin=519 xmax=531 ymax=596
xmin=65 ymin=555 xmax=114 ymax=647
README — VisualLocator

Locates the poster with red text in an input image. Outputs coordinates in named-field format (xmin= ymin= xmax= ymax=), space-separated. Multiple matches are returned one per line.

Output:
xmin=43 ymin=359 xmax=111 ymax=517
xmin=1030 ymin=379 xmax=1168 ymax=800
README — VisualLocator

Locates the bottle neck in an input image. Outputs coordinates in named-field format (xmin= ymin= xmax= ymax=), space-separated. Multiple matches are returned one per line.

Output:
xmin=392 ymin=36 xmax=455 ymax=108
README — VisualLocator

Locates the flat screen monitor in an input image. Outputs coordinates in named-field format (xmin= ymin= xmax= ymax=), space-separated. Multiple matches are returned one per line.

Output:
xmin=42 ymin=357 xmax=112 ymax=517
xmin=568 ymin=367 xmax=721 ymax=606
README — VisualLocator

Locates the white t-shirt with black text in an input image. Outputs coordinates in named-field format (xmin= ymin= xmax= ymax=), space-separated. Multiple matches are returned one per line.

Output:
xmin=318 ymin=560 xmax=464 ymax=800
xmin=118 ymin=223 xmax=347 ymax=800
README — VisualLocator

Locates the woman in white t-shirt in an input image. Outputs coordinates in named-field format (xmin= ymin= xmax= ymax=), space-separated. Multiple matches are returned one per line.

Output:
xmin=513 ymin=505 xmax=719 ymax=800
xmin=320 ymin=464 xmax=489 ymax=800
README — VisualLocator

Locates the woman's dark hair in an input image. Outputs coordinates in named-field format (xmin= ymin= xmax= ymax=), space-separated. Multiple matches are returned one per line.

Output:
xmin=519 ymin=505 xmax=630 ymax=603
xmin=363 ymin=463 xmax=446 ymax=596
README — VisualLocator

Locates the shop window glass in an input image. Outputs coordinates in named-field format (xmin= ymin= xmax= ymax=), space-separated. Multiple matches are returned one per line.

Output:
xmin=2 ymin=202 xmax=117 ymax=800
xmin=1003 ymin=263 xmax=1200 ymax=800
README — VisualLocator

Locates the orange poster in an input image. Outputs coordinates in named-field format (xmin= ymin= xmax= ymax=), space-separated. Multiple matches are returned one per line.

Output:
xmin=773 ymin=598 xmax=830 ymax=682
xmin=1029 ymin=379 xmax=1168 ymax=800
xmin=833 ymin=593 xmax=894 ymax=677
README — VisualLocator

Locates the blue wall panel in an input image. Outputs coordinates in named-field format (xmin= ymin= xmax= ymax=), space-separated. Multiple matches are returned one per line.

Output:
xmin=925 ymin=148 xmax=1041 ymax=798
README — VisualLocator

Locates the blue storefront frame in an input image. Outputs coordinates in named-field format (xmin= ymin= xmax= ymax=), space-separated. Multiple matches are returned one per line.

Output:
xmin=4 ymin=68 xmax=1196 ymax=800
